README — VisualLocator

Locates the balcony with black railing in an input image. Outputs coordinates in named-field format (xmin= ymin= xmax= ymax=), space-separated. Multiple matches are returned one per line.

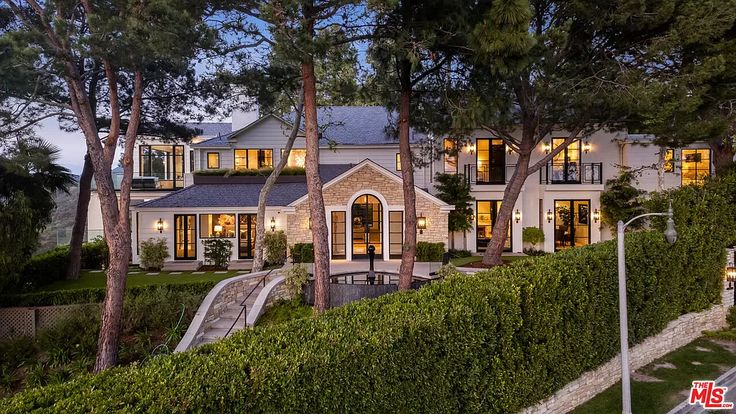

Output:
xmin=539 ymin=162 xmax=603 ymax=185
xmin=463 ymin=162 xmax=517 ymax=186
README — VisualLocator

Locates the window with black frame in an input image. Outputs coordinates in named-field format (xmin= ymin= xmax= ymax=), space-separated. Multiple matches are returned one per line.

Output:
xmin=139 ymin=145 xmax=185 ymax=189
xmin=476 ymin=139 xmax=506 ymax=184
xmin=551 ymin=139 xmax=581 ymax=183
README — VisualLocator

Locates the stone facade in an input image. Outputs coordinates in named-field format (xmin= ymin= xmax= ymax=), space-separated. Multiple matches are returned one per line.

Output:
xmin=520 ymin=288 xmax=734 ymax=414
xmin=287 ymin=164 xmax=450 ymax=257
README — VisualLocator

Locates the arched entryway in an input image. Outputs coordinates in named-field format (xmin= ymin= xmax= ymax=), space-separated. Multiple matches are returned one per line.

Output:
xmin=351 ymin=194 xmax=383 ymax=259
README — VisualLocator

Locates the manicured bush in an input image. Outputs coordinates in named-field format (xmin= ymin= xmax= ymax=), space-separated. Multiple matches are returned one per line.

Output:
xmin=522 ymin=226 xmax=545 ymax=247
xmin=139 ymin=238 xmax=169 ymax=270
xmin=291 ymin=243 xmax=314 ymax=263
xmin=264 ymin=231 xmax=287 ymax=266
xmin=416 ymin=241 xmax=445 ymax=262
xmin=202 ymin=239 xmax=232 ymax=269
xmin=2 ymin=175 xmax=734 ymax=414
xmin=79 ymin=237 xmax=108 ymax=270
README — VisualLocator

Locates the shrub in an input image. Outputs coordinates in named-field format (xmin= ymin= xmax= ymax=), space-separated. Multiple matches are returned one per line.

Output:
xmin=283 ymin=264 xmax=309 ymax=299
xmin=416 ymin=241 xmax=444 ymax=262
xmin=139 ymin=238 xmax=169 ymax=270
xmin=80 ymin=237 xmax=108 ymax=270
xmin=522 ymin=227 xmax=545 ymax=247
xmin=291 ymin=243 xmax=314 ymax=263
xmin=447 ymin=249 xmax=472 ymax=258
xmin=728 ymin=306 xmax=736 ymax=329
xmin=202 ymin=239 xmax=232 ymax=269
xmin=264 ymin=231 xmax=287 ymax=266
xmin=2 ymin=174 xmax=734 ymax=414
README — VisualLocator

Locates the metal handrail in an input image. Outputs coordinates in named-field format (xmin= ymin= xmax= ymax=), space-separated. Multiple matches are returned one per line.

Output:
xmin=462 ymin=163 xmax=517 ymax=185
xmin=224 ymin=268 xmax=274 ymax=337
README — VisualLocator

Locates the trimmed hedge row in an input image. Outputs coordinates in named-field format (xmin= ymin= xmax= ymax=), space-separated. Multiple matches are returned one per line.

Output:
xmin=0 ymin=281 xmax=217 ymax=307
xmin=416 ymin=241 xmax=445 ymax=261
xmin=1 ymin=175 xmax=735 ymax=413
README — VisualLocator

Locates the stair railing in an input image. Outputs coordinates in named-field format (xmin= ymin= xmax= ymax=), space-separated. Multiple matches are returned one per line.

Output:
xmin=225 ymin=268 xmax=273 ymax=337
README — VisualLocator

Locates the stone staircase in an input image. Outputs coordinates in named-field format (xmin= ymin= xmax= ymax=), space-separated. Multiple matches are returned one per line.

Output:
xmin=196 ymin=276 xmax=269 ymax=346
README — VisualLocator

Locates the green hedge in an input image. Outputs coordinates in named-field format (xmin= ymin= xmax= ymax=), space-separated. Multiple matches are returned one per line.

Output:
xmin=291 ymin=243 xmax=314 ymax=263
xmin=1 ymin=175 xmax=734 ymax=413
xmin=0 ymin=281 xmax=216 ymax=307
xmin=416 ymin=241 xmax=445 ymax=261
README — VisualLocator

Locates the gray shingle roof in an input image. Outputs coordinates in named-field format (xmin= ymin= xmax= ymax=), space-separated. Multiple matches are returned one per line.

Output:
xmin=185 ymin=122 xmax=232 ymax=138
xmin=191 ymin=107 xmax=426 ymax=148
xmin=136 ymin=164 xmax=353 ymax=209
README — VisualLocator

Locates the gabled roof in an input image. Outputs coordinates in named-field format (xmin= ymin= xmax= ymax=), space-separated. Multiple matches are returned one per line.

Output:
xmin=184 ymin=122 xmax=232 ymax=138
xmin=135 ymin=164 xmax=353 ymax=209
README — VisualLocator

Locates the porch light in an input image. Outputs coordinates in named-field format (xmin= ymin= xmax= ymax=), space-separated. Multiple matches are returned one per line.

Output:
xmin=156 ymin=218 xmax=164 ymax=233
xmin=308 ymin=217 xmax=312 ymax=230
xmin=466 ymin=143 xmax=475 ymax=154
xmin=542 ymin=142 xmax=551 ymax=154
xmin=506 ymin=145 xmax=513 ymax=155
xmin=514 ymin=209 xmax=522 ymax=223
xmin=583 ymin=141 xmax=592 ymax=154
xmin=546 ymin=209 xmax=553 ymax=223
xmin=593 ymin=209 xmax=600 ymax=223
xmin=727 ymin=266 xmax=736 ymax=282
xmin=417 ymin=214 xmax=427 ymax=234
xmin=270 ymin=217 xmax=276 ymax=232
xmin=214 ymin=224 xmax=223 ymax=236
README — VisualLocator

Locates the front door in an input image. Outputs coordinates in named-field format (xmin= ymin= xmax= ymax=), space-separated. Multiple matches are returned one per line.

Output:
xmin=174 ymin=214 xmax=196 ymax=260
xmin=351 ymin=195 xmax=383 ymax=259
xmin=238 ymin=214 xmax=257 ymax=259
xmin=554 ymin=200 xmax=590 ymax=250
xmin=476 ymin=200 xmax=511 ymax=252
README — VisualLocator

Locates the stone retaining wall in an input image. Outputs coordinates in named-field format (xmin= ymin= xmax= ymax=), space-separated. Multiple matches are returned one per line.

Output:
xmin=521 ymin=288 xmax=733 ymax=414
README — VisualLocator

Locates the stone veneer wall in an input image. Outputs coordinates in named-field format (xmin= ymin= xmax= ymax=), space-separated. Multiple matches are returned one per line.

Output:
xmin=287 ymin=164 xmax=449 ymax=247
xmin=521 ymin=288 xmax=734 ymax=414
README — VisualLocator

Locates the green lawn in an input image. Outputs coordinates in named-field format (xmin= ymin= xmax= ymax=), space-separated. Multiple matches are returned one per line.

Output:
xmin=573 ymin=338 xmax=736 ymax=414
xmin=38 ymin=268 xmax=243 ymax=291
xmin=450 ymin=255 xmax=530 ymax=267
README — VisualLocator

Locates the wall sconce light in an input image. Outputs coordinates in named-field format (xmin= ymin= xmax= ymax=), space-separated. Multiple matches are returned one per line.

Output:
xmin=514 ymin=209 xmax=522 ymax=223
xmin=542 ymin=142 xmax=551 ymax=154
xmin=308 ymin=217 xmax=312 ymax=230
xmin=583 ymin=141 xmax=592 ymax=154
xmin=506 ymin=145 xmax=513 ymax=155
xmin=546 ymin=209 xmax=554 ymax=223
xmin=156 ymin=218 xmax=164 ymax=233
xmin=466 ymin=143 xmax=475 ymax=154
xmin=417 ymin=214 xmax=427 ymax=234
xmin=270 ymin=217 xmax=276 ymax=232
xmin=727 ymin=266 xmax=736 ymax=282
xmin=593 ymin=208 xmax=601 ymax=223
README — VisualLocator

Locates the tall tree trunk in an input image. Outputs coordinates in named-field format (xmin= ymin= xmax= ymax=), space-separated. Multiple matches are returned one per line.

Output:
xmin=301 ymin=60 xmax=330 ymax=312
xmin=709 ymin=136 xmax=735 ymax=176
xmin=397 ymin=61 xmax=416 ymax=291
xmin=482 ymin=151 xmax=531 ymax=266
xmin=66 ymin=153 xmax=93 ymax=280
xmin=252 ymin=90 xmax=304 ymax=272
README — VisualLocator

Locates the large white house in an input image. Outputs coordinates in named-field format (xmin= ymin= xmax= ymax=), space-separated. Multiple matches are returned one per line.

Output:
xmin=87 ymin=106 xmax=714 ymax=265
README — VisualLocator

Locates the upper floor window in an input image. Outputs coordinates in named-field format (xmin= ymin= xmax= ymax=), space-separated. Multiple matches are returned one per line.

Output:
xmin=234 ymin=149 xmax=273 ymax=170
xmin=199 ymin=213 xmax=236 ymax=238
xmin=282 ymin=149 xmax=306 ymax=168
xmin=207 ymin=152 xmax=220 ymax=169
xmin=664 ymin=149 xmax=675 ymax=173
xmin=476 ymin=139 xmax=506 ymax=184
xmin=396 ymin=153 xmax=401 ymax=171
xmin=681 ymin=149 xmax=710 ymax=185
xmin=139 ymin=144 xmax=184 ymax=189
xmin=551 ymin=138 xmax=581 ymax=183
xmin=443 ymin=138 xmax=457 ymax=173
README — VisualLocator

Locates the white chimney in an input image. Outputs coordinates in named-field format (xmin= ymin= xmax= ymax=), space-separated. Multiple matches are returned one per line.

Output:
xmin=231 ymin=86 xmax=260 ymax=131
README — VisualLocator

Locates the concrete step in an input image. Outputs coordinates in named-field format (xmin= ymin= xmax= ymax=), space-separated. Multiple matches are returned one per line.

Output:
xmin=210 ymin=316 xmax=244 ymax=330
xmin=201 ymin=328 xmax=231 ymax=340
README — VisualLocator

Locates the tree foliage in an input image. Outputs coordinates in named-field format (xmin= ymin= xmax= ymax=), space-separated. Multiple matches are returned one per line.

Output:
xmin=599 ymin=168 xmax=646 ymax=232
xmin=434 ymin=172 xmax=474 ymax=233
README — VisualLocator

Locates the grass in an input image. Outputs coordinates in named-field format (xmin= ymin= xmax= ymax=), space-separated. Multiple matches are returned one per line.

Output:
xmin=573 ymin=338 xmax=736 ymax=414
xmin=256 ymin=299 xmax=313 ymax=327
xmin=38 ymin=268 xmax=243 ymax=291
xmin=450 ymin=255 xmax=531 ymax=267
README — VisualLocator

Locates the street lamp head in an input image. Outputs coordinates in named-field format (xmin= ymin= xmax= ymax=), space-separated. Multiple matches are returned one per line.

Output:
xmin=664 ymin=202 xmax=677 ymax=245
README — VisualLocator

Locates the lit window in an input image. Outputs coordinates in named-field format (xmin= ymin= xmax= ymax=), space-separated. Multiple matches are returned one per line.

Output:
xmin=444 ymin=138 xmax=457 ymax=173
xmin=207 ymin=152 xmax=220 ymax=169
xmin=396 ymin=153 xmax=401 ymax=171
xmin=664 ymin=149 xmax=675 ymax=173
xmin=234 ymin=149 xmax=274 ymax=169
xmin=282 ymin=149 xmax=306 ymax=168
xmin=681 ymin=149 xmax=710 ymax=185
xmin=199 ymin=214 xmax=236 ymax=238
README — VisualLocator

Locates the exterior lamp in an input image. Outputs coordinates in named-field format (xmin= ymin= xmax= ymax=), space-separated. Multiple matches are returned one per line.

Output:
xmin=417 ymin=214 xmax=427 ymax=234
xmin=213 ymin=224 xmax=223 ymax=236
xmin=726 ymin=248 xmax=736 ymax=303
xmin=582 ymin=141 xmax=592 ymax=154
xmin=616 ymin=201 xmax=676 ymax=414
xmin=542 ymin=142 xmax=551 ymax=154
xmin=506 ymin=145 xmax=513 ymax=155
xmin=466 ymin=143 xmax=475 ymax=154
xmin=270 ymin=217 xmax=276 ymax=232
xmin=593 ymin=209 xmax=600 ymax=223
xmin=546 ymin=209 xmax=553 ymax=223
xmin=308 ymin=217 xmax=312 ymax=230
xmin=156 ymin=218 xmax=164 ymax=233
xmin=514 ymin=209 xmax=522 ymax=223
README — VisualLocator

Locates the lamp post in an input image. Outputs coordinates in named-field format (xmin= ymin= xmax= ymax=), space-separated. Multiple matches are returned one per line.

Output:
xmin=617 ymin=202 xmax=677 ymax=414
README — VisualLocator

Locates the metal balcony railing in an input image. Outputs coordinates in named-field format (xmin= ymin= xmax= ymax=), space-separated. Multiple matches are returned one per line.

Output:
xmin=462 ymin=163 xmax=517 ymax=186
xmin=539 ymin=162 xmax=603 ymax=185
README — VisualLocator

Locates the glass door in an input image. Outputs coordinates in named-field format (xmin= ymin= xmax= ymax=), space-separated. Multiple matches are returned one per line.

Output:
xmin=238 ymin=214 xmax=257 ymax=259
xmin=351 ymin=195 xmax=383 ymax=259
xmin=174 ymin=215 xmax=196 ymax=260
xmin=551 ymin=139 xmax=581 ymax=183
xmin=475 ymin=201 xmax=511 ymax=252
xmin=389 ymin=211 xmax=403 ymax=259
xmin=476 ymin=139 xmax=506 ymax=184
xmin=331 ymin=211 xmax=346 ymax=259
xmin=554 ymin=200 xmax=590 ymax=250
